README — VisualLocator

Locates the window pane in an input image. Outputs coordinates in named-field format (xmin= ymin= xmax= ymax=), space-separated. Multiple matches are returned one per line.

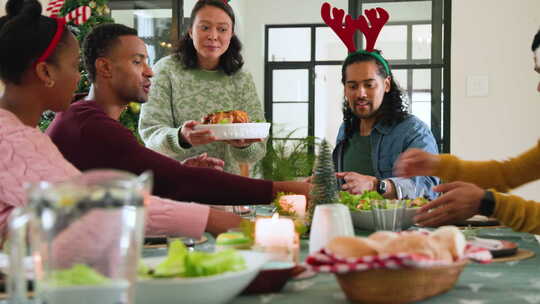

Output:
xmin=316 ymin=27 xmax=348 ymax=61
xmin=112 ymin=9 xmax=172 ymax=65
xmin=314 ymin=65 xmax=343 ymax=142
xmin=411 ymin=100 xmax=431 ymax=127
xmin=374 ymin=25 xmax=407 ymax=60
xmin=411 ymin=69 xmax=431 ymax=127
xmin=413 ymin=69 xmax=431 ymax=90
xmin=272 ymin=103 xmax=309 ymax=138
xmin=269 ymin=28 xmax=311 ymax=62
xmin=392 ymin=69 xmax=408 ymax=89
xmin=363 ymin=1 xmax=431 ymax=22
xmin=413 ymin=25 xmax=432 ymax=60
xmin=272 ymin=69 xmax=309 ymax=102
xmin=183 ymin=0 xmax=197 ymax=17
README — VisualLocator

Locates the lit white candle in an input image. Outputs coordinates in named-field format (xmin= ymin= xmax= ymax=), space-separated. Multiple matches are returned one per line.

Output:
xmin=255 ymin=213 xmax=295 ymax=248
xmin=279 ymin=195 xmax=307 ymax=218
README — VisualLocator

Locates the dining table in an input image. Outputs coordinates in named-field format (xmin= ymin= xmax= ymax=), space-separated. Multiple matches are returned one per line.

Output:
xmin=140 ymin=226 xmax=540 ymax=304
xmin=2 ymin=226 xmax=539 ymax=304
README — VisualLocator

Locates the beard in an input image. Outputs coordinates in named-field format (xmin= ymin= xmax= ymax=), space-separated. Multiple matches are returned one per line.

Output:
xmin=350 ymin=101 xmax=381 ymax=120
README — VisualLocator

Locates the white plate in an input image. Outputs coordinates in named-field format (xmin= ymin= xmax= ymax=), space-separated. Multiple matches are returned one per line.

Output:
xmin=350 ymin=208 xmax=418 ymax=230
xmin=193 ymin=123 xmax=271 ymax=140
xmin=135 ymin=250 xmax=268 ymax=304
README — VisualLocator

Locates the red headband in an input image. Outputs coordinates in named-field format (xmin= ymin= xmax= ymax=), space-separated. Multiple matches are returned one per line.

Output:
xmin=36 ymin=18 xmax=66 ymax=64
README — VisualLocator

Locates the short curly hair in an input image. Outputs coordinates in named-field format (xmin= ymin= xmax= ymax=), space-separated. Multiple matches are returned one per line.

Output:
xmin=82 ymin=23 xmax=138 ymax=81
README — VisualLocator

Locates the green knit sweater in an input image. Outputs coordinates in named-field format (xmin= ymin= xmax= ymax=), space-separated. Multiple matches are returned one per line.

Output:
xmin=139 ymin=55 xmax=266 ymax=175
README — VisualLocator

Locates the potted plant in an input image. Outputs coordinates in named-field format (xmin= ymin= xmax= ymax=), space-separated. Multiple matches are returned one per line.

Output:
xmin=253 ymin=129 xmax=317 ymax=182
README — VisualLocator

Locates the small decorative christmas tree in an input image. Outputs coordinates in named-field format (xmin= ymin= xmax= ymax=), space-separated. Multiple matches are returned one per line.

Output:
xmin=306 ymin=139 xmax=339 ymax=226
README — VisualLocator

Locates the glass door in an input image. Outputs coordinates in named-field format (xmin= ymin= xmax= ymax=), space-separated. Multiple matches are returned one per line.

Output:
xmin=109 ymin=0 xmax=182 ymax=65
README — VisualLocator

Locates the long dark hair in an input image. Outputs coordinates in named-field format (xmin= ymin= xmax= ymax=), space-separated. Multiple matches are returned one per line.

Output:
xmin=173 ymin=0 xmax=243 ymax=75
xmin=0 ymin=0 xmax=71 ymax=84
xmin=341 ymin=50 xmax=408 ymax=138
xmin=533 ymin=28 xmax=540 ymax=51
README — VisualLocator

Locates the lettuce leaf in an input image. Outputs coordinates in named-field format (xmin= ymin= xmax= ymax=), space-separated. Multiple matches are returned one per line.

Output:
xmin=140 ymin=241 xmax=246 ymax=279
xmin=184 ymin=249 xmax=246 ymax=277
xmin=49 ymin=264 xmax=110 ymax=287
xmin=153 ymin=240 xmax=188 ymax=277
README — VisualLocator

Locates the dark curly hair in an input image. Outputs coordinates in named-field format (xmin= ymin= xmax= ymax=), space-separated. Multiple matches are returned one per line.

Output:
xmin=341 ymin=50 xmax=408 ymax=138
xmin=82 ymin=23 xmax=138 ymax=81
xmin=0 ymin=0 xmax=71 ymax=84
xmin=532 ymin=28 xmax=540 ymax=51
xmin=173 ymin=0 xmax=243 ymax=75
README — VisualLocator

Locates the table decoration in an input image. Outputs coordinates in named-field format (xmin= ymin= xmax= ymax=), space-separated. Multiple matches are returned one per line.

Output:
xmin=308 ymin=204 xmax=355 ymax=254
xmin=254 ymin=214 xmax=299 ymax=263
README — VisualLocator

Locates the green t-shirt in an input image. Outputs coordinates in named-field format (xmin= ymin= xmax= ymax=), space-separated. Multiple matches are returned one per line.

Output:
xmin=343 ymin=132 xmax=375 ymax=176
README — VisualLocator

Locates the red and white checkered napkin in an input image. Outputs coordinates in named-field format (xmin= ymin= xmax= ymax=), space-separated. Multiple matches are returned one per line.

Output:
xmin=306 ymin=243 xmax=492 ymax=274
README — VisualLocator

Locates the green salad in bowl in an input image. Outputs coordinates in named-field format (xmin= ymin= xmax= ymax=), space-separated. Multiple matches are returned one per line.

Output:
xmin=135 ymin=240 xmax=268 ymax=304
xmin=339 ymin=191 xmax=429 ymax=230
xmin=339 ymin=191 xmax=429 ymax=211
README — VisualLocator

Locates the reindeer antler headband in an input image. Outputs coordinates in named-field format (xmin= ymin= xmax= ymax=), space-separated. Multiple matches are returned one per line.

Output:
xmin=35 ymin=0 xmax=91 ymax=64
xmin=321 ymin=2 xmax=390 ymax=75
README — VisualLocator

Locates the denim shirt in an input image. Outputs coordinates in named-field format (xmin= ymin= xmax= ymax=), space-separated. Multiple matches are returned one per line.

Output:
xmin=333 ymin=114 xmax=440 ymax=200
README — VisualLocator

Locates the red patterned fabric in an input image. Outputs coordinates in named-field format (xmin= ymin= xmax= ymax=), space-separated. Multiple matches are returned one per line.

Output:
xmin=306 ymin=243 xmax=492 ymax=274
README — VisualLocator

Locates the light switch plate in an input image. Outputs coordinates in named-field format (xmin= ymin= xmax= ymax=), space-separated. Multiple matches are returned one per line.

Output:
xmin=467 ymin=75 xmax=489 ymax=97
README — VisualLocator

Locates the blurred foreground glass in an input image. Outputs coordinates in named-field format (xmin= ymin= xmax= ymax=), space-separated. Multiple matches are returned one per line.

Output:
xmin=371 ymin=200 xmax=406 ymax=232
xmin=7 ymin=170 xmax=150 ymax=304
xmin=309 ymin=204 xmax=355 ymax=254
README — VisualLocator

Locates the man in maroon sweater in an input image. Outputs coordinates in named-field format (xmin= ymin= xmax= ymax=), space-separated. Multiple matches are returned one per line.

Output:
xmin=47 ymin=23 xmax=310 ymax=206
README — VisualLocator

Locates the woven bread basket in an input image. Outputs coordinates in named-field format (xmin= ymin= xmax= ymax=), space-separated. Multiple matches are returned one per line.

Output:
xmin=335 ymin=259 xmax=468 ymax=304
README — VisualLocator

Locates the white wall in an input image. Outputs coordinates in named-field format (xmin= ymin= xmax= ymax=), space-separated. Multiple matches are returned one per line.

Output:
xmin=241 ymin=0 xmax=347 ymax=102
xmin=451 ymin=0 xmax=540 ymax=199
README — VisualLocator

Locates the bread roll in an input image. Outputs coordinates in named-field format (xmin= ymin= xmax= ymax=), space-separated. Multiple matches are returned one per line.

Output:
xmin=430 ymin=226 xmax=466 ymax=261
xmin=368 ymin=231 xmax=399 ymax=245
xmin=380 ymin=233 xmax=453 ymax=263
xmin=326 ymin=236 xmax=379 ymax=258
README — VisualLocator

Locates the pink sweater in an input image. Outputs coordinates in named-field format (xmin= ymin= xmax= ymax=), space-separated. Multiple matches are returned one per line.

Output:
xmin=0 ymin=108 xmax=209 ymax=238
